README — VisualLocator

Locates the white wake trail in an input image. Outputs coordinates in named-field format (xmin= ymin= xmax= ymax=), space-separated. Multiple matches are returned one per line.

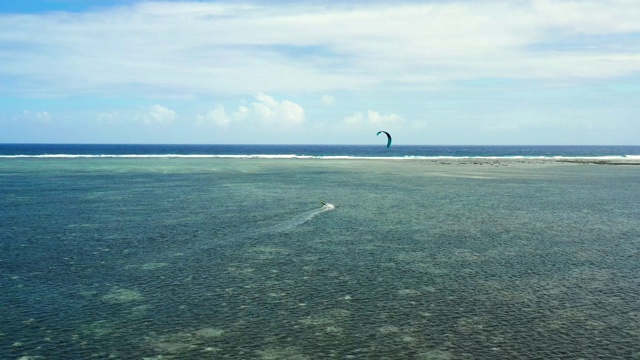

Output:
xmin=264 ymin=203 xmax=335 ymax=233
xmin=176 ymin=204 xmax=336 ymax=254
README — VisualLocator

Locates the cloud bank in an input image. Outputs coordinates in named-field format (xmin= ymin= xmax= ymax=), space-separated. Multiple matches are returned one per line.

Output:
xmin=344 ymin=111 xmax=404 ymax=127
xmin=2 ymin=0 xmax=640 ymax=97
xmin=197 ymin=94 xmax=304 ymax=129
xmin=137 ymin=105 xmax=177 ymax=125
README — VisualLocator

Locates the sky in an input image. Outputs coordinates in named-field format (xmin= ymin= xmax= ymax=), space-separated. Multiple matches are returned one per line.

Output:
xmin=1 ymin=0 xmax=639 ymax=145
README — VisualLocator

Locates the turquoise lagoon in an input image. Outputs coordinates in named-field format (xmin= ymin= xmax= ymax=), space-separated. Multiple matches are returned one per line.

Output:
xmin=1 ymin=157 xmax=640 ymax=359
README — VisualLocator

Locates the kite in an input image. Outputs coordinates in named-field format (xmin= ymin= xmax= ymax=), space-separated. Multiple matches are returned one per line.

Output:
xmin=376 ymin=131 xmax=392 ymax=148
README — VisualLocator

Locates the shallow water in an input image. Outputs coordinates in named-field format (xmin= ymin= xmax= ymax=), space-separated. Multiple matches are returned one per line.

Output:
xmin=2 ymin=158 xmax=640 ymax=359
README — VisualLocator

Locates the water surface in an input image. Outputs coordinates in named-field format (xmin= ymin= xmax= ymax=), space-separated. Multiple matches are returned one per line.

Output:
xmin=2 ymin=158 xmax=639 ymax=359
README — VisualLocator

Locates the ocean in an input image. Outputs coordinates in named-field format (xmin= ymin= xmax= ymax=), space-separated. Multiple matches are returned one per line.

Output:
xmin=2 ymin=144 xmax=640 ymax=359
xmin=1 ymin=143 xmax=640 ymax=159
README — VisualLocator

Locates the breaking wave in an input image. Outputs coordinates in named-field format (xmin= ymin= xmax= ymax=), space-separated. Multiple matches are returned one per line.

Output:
xmin=2 ymin=154 xmax=639 ymax=161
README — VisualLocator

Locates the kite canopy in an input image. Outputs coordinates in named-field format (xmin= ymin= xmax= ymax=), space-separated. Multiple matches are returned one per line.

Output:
xmin=376 ymin=131 xmax=392 ymax=148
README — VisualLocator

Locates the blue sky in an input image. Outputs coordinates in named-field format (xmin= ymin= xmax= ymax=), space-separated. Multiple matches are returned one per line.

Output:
xmin=1 ymin=0 xmax=639 ymax=145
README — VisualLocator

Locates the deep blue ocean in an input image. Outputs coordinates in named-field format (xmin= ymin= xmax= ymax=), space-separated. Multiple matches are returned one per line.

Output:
xmin=1 ymin=143 xmax=640 ymax=158
xmin=2 ymin=144 xmax=640 ymax=359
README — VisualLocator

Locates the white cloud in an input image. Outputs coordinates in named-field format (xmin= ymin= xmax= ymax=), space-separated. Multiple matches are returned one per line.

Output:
xmin=197 ymin=96 xmax=304 ymax=128
xmin=97 ymin=111 xmax=121 ymax=123
xmin=2 ymin=1 xmax=640 ymax=97
xmin=343 ymin=112 xmax=365 ymax=126
xmin=21 ymin=110 xmax=52 ymax=122
xmin=196 ymin=104 xmax=249 ymax=127
xmin=320 ymin=95 xmax=335 ymax=107
xmin=197 ymin=105 xmax=231 ymax=127
xmin=366 ymin=110 xmax=404 ymax=125
xmin=532 ymin=0 xmax=640 ymax=35
xmin=235 ymin=106 xmax=249 ymax=121
xmin=138 ymin=105 xmax=177 ymax=125
xmin=252 ymin=93 xmax=305 ymax=127
xmin=344 ymin=110 xmax=404 ymax=126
